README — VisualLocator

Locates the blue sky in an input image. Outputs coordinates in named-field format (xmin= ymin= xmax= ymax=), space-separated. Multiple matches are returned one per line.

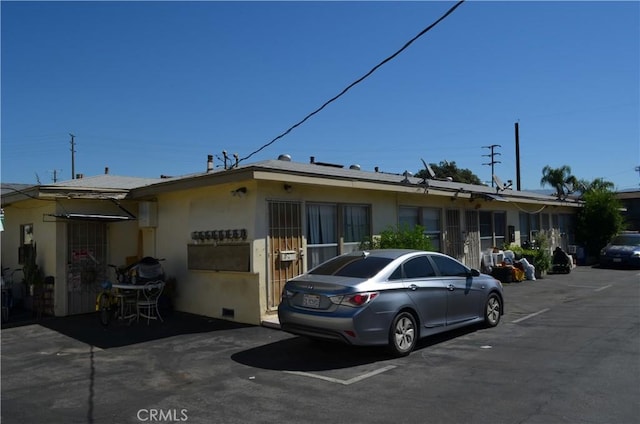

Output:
xmin=2 ymin=1 xmax=639 ymax=190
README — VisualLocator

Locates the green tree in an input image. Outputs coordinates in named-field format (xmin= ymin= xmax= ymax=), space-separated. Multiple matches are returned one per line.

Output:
xmin=540 ymin=165 xmax=579 ymax=199
xmin=576 ymin=189 xmax=625 ymax=258
xmin=415 ymin=161 xmax=482 ymax=185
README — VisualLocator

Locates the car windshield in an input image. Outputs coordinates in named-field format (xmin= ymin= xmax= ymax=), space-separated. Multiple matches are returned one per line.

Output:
xmin=611 ymin=235 xmax=640 ymax=246
xmin=309 ymin=255 xmax=393 ymax=278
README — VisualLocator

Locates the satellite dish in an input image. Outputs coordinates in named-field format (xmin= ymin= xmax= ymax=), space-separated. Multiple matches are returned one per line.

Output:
xmin=421 ymin=158 xmax=436 ymax=179
xmin=493 ymin=174 xmax=513 ymax=192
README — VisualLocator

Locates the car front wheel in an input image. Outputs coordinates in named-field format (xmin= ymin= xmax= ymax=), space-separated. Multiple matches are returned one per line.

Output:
xmin=484 ymin=294 xmax=501 ymax=327
xmin=388 ymin=311 xmax=417 ymax=357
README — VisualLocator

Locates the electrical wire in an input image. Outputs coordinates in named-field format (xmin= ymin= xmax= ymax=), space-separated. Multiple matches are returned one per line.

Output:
xmin=236 ymin=0 xmax=466 ymax=166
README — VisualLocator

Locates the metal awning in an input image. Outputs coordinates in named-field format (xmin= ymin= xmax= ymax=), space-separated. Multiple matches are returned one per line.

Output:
xmin=44 ymin=213 xmax=136 ymax=222
xmin=44 ymin=198 xmax=137 ymax=222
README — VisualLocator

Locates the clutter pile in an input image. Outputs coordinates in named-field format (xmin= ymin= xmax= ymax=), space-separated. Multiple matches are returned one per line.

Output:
xmin=482 ymin=248 xmax=536 ymax=284
xmin=482 ymin=245 xmax=576 ymax=283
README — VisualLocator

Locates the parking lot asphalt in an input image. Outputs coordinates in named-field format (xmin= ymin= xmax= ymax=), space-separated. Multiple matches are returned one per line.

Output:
xmin=2 ymin=265 xmax=639 ymax=424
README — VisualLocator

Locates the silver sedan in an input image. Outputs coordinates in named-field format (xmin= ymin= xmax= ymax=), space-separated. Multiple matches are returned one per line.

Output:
xmin=278 ymin=249 xmax=504 ymax=356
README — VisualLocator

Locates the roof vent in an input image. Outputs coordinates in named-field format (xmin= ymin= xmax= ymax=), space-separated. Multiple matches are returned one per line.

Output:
xmin=278 ymin=154 xmax=292 ymax=161
xmin=349 ymin=164 xmax=361 ymax=171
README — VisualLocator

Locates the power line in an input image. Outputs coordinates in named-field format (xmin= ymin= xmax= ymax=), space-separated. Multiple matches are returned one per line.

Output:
xmin=236 ymin=0 xmax=466 ymax=166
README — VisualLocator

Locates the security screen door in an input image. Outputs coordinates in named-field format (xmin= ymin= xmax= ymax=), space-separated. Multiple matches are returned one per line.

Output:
xmin=465 ymin=210 xmax=481 ymax=270
xmin=67 ymin=221 xmax=108 ymax=315
xmin=268 ymin=201 xmax=303 ymax=310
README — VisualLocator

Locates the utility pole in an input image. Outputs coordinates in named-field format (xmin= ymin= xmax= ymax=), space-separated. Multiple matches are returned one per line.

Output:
xmin=515 ymin=122 xmax=521 ymax=191
xmin=51 ymin=169 xmax=63 ymax=183
xmin=482 ymin=144 xmax=501 ymax=187
xmin=70 ymin=133 xmax=76 ymax=179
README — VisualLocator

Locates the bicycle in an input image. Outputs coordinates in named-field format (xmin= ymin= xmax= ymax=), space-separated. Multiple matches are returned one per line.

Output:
xmin=95 ymin=259 xmax=166 ymax=326
xmin=95 ymin=264 xmax=135 ymax=326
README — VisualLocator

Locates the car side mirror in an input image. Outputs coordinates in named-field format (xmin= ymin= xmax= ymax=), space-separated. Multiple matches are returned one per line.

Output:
xmin=469 ymin=268 xmax=481 ymax=277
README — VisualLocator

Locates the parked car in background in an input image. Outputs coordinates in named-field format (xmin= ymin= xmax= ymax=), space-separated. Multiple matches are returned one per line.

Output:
xmin=599 ymin=233 xmax=640 ymax=269
xmin=278 ymin=249 xmax=504 ymax=356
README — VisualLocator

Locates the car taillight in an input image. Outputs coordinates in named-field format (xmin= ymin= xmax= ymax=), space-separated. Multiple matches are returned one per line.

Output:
xmin=281 ymin=289 xmax=294 ymax=301
xmin=344 ymin=292 xmax=379 ymax=307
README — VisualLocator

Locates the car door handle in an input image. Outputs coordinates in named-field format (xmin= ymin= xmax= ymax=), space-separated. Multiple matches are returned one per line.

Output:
xmin=447 ymin=284 xmax=455 ymax=291
xmin=408 ymin=284 xmax=418 ymax=291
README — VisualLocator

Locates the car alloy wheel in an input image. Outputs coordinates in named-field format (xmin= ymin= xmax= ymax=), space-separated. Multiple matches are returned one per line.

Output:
xmin=484 ymin=294 xmax=501 ymax=327
xmin=389 ymin=311 xmax=417 ymax=357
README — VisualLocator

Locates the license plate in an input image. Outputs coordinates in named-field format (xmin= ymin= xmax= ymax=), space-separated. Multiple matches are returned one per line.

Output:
xmin=613 ymin=258 xmax=622 ymax=263
xmin=302 ymin=294 xmax=321 ymax=308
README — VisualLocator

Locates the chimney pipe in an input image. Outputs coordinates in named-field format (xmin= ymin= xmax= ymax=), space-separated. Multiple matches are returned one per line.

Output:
xmin=104 ymin=167 xmax=109 ymax=174
xmin=310 ymin=156 xmax=315 ymax=164
xmin=207 ymin=154 xmax=214 ymax=172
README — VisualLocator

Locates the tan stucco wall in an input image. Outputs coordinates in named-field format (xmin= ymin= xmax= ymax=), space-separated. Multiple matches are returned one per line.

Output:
xmin=0 ymin=200 xmax=59 ymax=308
xmin=151 ymin=182 xmax=264 ymax=325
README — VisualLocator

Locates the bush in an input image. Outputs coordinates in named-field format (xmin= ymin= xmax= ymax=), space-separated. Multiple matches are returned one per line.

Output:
xmin=361 ymin=224 xmax=433 ymax=251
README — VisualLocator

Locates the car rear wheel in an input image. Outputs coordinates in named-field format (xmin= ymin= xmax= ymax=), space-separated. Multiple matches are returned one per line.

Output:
xmin=388 ymin=311 xmax=417 ymax=357
xmin=484 ymin=294 xmax=501 ymax=327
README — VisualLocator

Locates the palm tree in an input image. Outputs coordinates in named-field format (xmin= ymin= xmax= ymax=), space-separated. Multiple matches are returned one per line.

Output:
xmin=578 ymin=177 xmax=615 ymax=195
xmin=540 ymin=165 xmax=579 ymax=199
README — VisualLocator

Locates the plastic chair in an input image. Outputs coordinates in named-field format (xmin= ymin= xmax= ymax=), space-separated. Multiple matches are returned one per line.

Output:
xmin=137 ymin=281 xmax=164 ymax=324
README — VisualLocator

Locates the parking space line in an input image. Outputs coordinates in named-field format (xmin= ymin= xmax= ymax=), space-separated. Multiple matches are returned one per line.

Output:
xmin=284 ymin=365 xmax=396 ymax=385
xmin=594 ymin=284 xmax=612 ymax=292
xmin=511 ymin=308 xmax=550 ymax=324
